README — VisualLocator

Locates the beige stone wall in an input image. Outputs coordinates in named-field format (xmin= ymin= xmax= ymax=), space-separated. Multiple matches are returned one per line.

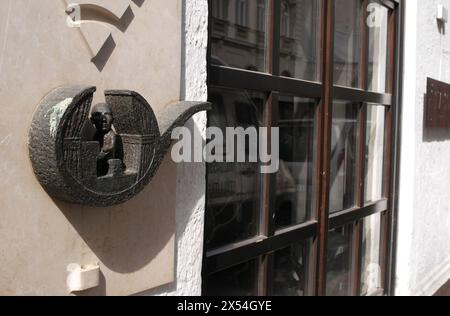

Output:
xmin=0 ymin=0 xmax=182 ymax=295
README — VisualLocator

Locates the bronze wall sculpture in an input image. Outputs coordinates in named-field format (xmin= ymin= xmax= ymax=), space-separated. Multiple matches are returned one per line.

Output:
xmin=28 ymin=86 xmax=210 ymax=207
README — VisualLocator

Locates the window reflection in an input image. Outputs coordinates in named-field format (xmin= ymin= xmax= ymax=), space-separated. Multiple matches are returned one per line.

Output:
xmin=365 ymin=105 xmax=385 ymax=203
xmin=275 ymin=96 xmax=316 ymax=229
xmin=257 ymin=0 xmax=266 ymax=31
xmin=236 ymin=0 xmax=248 ymax=26
xmin=281 ymin=1 xmax=291 ymax=37
xmin=279 ymin=0 xmax=321 ymax=81
xmin=368 ymin=2 xmax=389 ymax=93
xmin=330 ymin=102 xmax=358 ymax=213
xmin=205 ymin=87 xmax=265 ymax=251
xmin=204 ymin=260 xmax=258 ymax=296
xmin=361 ymin=214 xmax=382 ymax=295
xmin=326 ymin=225 xmax=352 ymax=296
xmin=271 ymin=241 xmax=309 ymax=296
xmin=334 ymin=0 xmax=362 ymax=88
xmin=212 ymin=0 xmax=229 ymax=20
xmin=211 ymin=0 xmax=268 ymax=72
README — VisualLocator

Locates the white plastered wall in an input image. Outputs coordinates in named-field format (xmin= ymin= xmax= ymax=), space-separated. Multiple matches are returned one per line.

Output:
xmin=396 ymin=0 xmax=450 ymax=296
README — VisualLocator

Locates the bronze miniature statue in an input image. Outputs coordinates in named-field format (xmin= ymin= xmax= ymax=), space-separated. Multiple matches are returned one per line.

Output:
xmin=28 ymin=86 xmax=211 ymax=207
xmin=90 ymin=103 xmax=121 ymax=177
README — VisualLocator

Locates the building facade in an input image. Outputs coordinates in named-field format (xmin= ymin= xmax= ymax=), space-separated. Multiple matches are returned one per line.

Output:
xmin=0 ymin=0 xmax=449 ymax=296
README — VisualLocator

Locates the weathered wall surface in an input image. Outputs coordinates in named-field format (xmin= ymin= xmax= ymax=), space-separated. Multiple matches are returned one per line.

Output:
xmin=0 ymin=0 xmax=185 ymax=295
xmin=397 ymin=0 xmax=450 ymax=296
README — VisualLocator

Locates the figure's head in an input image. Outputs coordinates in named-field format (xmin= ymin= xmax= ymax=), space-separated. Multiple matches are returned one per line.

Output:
xmin=91 ymin=103 xmax=114 ymax=133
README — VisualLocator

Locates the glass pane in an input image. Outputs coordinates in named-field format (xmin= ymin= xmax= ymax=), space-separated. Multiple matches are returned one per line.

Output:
xmin=204 ymin=260 xmax=258 ymax=296
xmin=330 ymin=101 xmax=358 ymax=213
xmin=275 ymin=96 xmax=316 ymax=229
xmin=279 ymin=0 xmax=322 ymax=81
xmin=365 ymin=105 xmax=385 ymax=202
xmin=361 ymin=213 xmax=382 ymax=295
xmin=327 ymin=225 xmax=353 ymax=296
xmin=367 ymin=2 xmax=389 ymax=93
xmin=205 ymin=87 xmax=264 ymax=251
xmin=271 ymin=241 xmax=310 ymax=296
xmin=211 ymin=0 xmax=268 ymax=72
xmin=334 ymin=0 xmax=362 ymax=88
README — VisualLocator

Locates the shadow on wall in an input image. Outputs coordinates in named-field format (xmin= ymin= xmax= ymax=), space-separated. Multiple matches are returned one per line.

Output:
xmin=55 ymin=154 xmax=177 ymax=296
xmin=437 ymin=15 xmax=446 ymax=35
xmin=133 ymin=117 xmax=206 ymax=296
xmin=55 ymin=116 xmax=206 ymax=296
xmin=66 ymin=0 xmax=146 ymax=71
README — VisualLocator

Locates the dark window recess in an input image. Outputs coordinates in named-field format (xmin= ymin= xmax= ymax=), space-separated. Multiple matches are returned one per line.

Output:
xmin=270 ymin=241 xmax=310 ymax=296
xmin=204 ymin=260 xmax=259 ymax=296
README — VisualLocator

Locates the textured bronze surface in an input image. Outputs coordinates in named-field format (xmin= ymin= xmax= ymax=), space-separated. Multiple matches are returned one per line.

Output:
xmin=28 ymin=86 xmax=210 ymax=207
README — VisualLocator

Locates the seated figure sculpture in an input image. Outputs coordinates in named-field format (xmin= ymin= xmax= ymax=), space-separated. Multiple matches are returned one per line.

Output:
xmin=90 ymin=103 xmax=122 ymax=177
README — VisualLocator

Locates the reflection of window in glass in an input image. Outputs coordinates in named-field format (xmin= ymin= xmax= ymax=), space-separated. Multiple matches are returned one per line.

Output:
xmin=257 ymin=0 xmax=266 ymax=32
xmin=334 ymin=0 xmax=361 ymax=88
xmin=271 ymin=241 xmax=310 ymax=296
xmin=236 ymin=0 xmax=248 ymax=26
xmin=361 ymin=214 xmax=382 ymax=295
xmin=365 ymin=105 xmax=385 ymax=203
xmin=204 ymin=260 xmax=258 ymax=296
xmin=205 ymin=87 xmax=264 ymax=251
xmin=368 ymin=2 xmax=389 ymax=93
xmin=275 ymin=96 xmax=316 ymax=230
xmin=281 ymin=1 xmax=291 ymax=37
xmin=211 ymin=0 xmax=267 ymax=72
xmin=212 ymin=0 xmax=229 ymax=20
xmin=330 ymin=101 xmax=358 ymax=213
xmin=279 ymin=0 xmax=321 ymax=82
xmin=327 ymin=225 xmax=352 ymax=296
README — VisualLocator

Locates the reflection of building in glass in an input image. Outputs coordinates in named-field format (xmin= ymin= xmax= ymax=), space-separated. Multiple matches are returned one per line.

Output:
xmin=211 ymin=0 xmax=267 ymax=71
xmin=279 ymin=0 xmax=321 ymax=81
xmin=211 ymin=0 xmax=321 ymax=81
xmin=205 ymin=88 xmax=264 ymax=250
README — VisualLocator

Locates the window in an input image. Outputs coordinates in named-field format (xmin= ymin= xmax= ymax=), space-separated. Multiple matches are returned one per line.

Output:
xmin=236 ymin=0 xmax=248 ymax=27
xmin=212 ymin=0 xmax=229 ymax=20
xmin=257 ymin=0 xmax=266 ymax=32
xmin=326 ymin=225 xmax=352 ymax=296
xmin=205 ymin=88 xmax=264 ymax=250
xmin=334 ymin=0 xmax=362 ymax=88
xmin=279 ymin=0 xmax=321 ymax=82
xmin=368 ymin=1 xmax=389 ymax=93
xmin=211 ymin=0 xmax=267 ymax=72
xmin=276 ymin=96 xmax=316 ymax=229
xmin=204 ymin=0 xmax=401 ymax=296
xmin=329 ymin=101 xmax=359 ymax=213
xmin=361 ymin=213 xmax=382 ymax=295
xmin=281 ymin=1 xmax=290 ymax=37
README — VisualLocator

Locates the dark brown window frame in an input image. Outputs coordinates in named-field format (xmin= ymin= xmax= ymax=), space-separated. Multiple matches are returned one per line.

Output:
xmin=203 ymin=0 xmax=403 ymax=296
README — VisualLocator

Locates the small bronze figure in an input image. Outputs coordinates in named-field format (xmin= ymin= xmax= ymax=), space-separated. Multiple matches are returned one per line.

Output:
xmin=90 ymin=103 xmax=120 ymax=176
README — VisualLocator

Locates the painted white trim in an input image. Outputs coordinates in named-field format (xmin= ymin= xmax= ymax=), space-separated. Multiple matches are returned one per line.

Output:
xmin=412 ymin=255 xmax=450 ymax=296
xmin=395 ymin=0 xmax=417 ymax=297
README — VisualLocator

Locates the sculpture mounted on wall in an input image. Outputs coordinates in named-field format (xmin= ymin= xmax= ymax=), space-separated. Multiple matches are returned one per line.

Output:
xmin=90 ymin=103 xmax=121 ymax=176
xmin=28 ymin=86 xmax=210 ymax=207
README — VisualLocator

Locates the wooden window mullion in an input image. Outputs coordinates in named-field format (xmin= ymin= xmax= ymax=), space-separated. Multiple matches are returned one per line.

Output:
xmin=380 ymin=5 xmax=397 ymax=294
xmin=316 ymin=0 xmax=334 ymax=296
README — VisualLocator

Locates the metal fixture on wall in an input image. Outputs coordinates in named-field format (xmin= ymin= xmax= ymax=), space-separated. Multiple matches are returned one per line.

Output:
xmin=425 ymin=77 xmax=450 ymax=129
xmin=437 ymin=4 xmax=448 ymax=23
xmin=28 ymin=85 xmax=210 ymax=207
